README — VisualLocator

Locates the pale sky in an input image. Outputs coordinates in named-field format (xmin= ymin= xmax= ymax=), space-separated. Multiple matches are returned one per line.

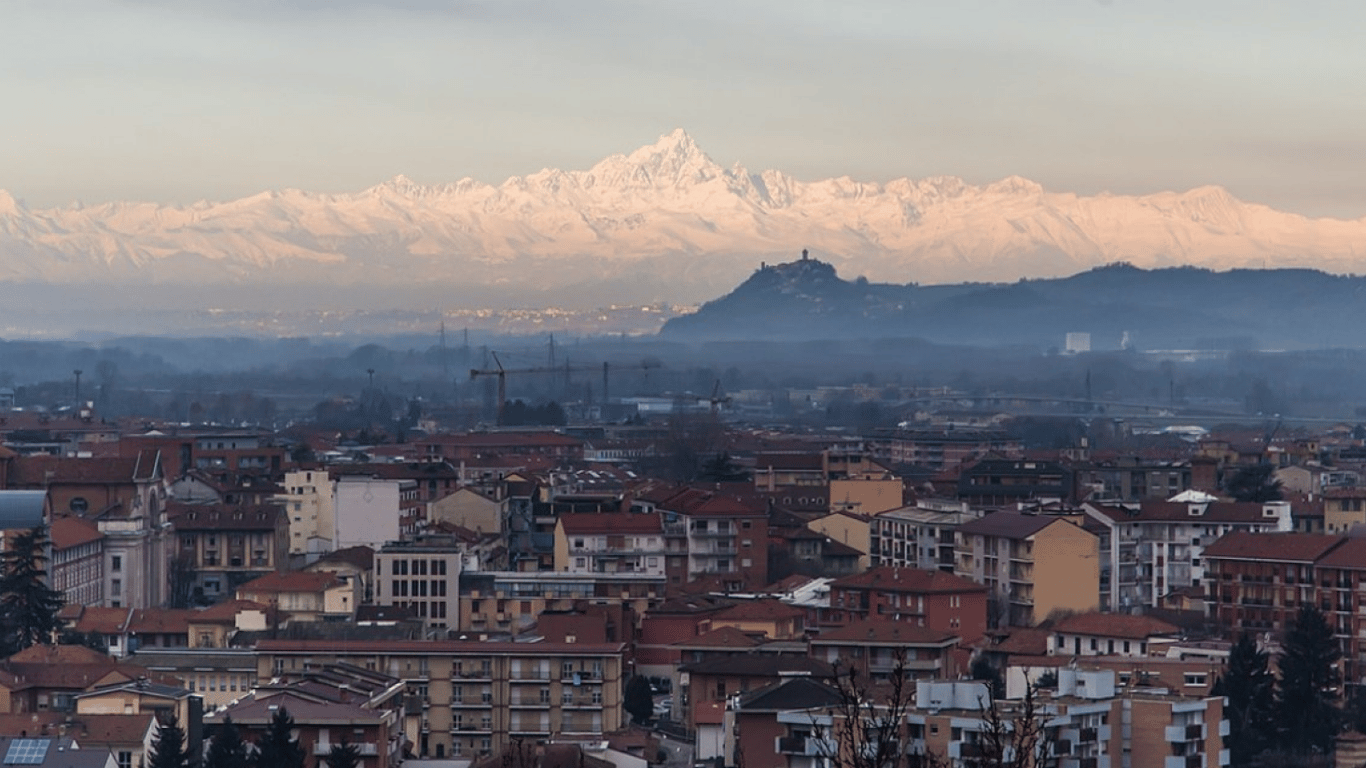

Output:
xmin=3 ymin=0 xmax=1365 ymax=217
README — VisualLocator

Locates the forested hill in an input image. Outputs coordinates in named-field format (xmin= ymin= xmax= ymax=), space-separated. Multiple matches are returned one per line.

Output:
xmin=659 ymin=258 xmax=1364 ymax=350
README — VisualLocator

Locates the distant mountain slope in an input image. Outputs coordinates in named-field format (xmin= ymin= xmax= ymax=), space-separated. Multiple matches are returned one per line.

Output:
xmin=660 ymin=256 xmax=1366 ymax=349
xmin=3 ymin=130 xmax=1366 ymax=306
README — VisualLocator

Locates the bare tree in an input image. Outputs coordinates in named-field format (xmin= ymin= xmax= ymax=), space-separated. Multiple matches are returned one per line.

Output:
xmin=817 ymin=649 xmax=945 ymax=768
xmin=977 ymin=681 xmax=1057 ymax=768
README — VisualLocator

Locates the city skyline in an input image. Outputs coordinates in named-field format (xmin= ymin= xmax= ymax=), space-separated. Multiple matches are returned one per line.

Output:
xmin=3 ymin=1 xmax=1364 ymax=218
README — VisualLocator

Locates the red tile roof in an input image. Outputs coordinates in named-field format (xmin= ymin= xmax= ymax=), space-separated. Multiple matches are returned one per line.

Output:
xmin=51 ymin=516 xmax=103 ymax=550
xmin=237 ymin=571 xmax=343 ymax=595
xmin=813 ymin=619 xmax=957 ymax=646
xmin=1312 ymin=536 xmax=1366 ymax=569
xmin=830 ymin=566 xmax=986 ymax=594
xmin=672 ymin=626 xmax=765 ymax=649
xmin=1051 ymin=612 xmax=1181 ymax=640
xmin=711 ymin=598 xmax=805 ymax=623
xmin=558 ymin=512 xmax=662 ymax=536
xmin=1201 ymin=532 xmax=1345 ymax=563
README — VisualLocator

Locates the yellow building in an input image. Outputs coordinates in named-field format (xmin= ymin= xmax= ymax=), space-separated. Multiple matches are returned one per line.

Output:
xmin=254 ymin=639 xmax=625 ymax=760
xmin=829 ymin=477 xmax=904 ymax=516
xmin=806 ymin=511 xmax=871 ymax=570
xmin=428 ymin=486 xmax=505 ymax=535
xmin=955 ymin=512 xmax=1099 ymax=626
xmin=276 ymin=469 xmax=336 ymax=556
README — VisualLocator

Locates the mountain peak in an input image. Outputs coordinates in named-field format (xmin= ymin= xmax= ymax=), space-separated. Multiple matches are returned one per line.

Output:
xmin=0 ymin=190 xmax=22 ymax=216
xmin=367 ymin=174 xmax=424 ymax=197
xmin=586 ymin=129 xmax=723 ymax=190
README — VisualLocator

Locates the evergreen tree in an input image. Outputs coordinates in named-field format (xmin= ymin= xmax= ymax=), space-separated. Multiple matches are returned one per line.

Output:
xmin=252 ymin=707 xmax=305 ymax=768
xmin=1225 ymin=463 xmax=1284 ymax=503
xmin=205 ymin=715 xmax=249 ymax=768
xmin=0 ymin=525 xmax=64 ymax=655
xmin=147 ymin=713 xmax=193 ymax=768
xmin=623 ymin=675 xmax=654 ymax=725
xmin=1211 ymin=633 xmax=1277 ymax=766
xmin=322 ymin=737 xmax=362 ymax=768
xmin=1277 ymin=605 xmax=1342 ymax=756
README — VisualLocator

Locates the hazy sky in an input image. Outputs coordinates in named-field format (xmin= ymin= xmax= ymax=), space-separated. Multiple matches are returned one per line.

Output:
xmin=3 ymin=0 xmax=1364 ymax=217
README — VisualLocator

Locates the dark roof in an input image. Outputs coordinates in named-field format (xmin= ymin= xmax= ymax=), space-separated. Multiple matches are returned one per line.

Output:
xmin=956 ymin=512 xmax=1083 ymax=540
xmin=672 ymin=626 xmax=765 ymax=649
xmin=736 ymin=676 xmax=842 ymax=712
xmin=680 ymin=655 xmax=833 ymax=677
xmin=167 ymin=502 xmax=284 ymax=531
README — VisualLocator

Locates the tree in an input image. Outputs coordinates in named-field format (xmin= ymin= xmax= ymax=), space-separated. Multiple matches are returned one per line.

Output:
xmin=252 ymin=707 xmax=305 ymax=768
xmin=147 ymin=713 xmax=193 ymax=768
xmin=978 ymin=681 xmax=1056 ymax=768
xmin=624 ymin=675 xmax=654 ymax=725
xmin=1211 ymin=633 xmax=1277 ymax=767
xmin=1277 ymin=605 xmax=1342 ymax=756
xmin=698 ymin=452 xmax=749 ymax=482
xmin=970 ymin=658 xmax=1004 ymax=700
xmin=205 ymin=716 xmax=249 ymax=768
xmin=0 ymin=525 xmax=64 ymax=655
xmin=818 ymin=649 xmax=937 ymax=768
xmin=322 ymin=737 xmax=362 ymax=768
xmin=1225 ymin=463 xmax=1284 ymax=503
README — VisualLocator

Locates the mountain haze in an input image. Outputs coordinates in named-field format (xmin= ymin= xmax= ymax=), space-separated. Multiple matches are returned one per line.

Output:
xmin=3 ymin=130 xmax=1366 ymax=307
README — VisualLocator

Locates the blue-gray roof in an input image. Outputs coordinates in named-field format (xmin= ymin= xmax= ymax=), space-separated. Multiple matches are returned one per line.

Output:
xmin=0 ymin=491 xmax=46 ymax=531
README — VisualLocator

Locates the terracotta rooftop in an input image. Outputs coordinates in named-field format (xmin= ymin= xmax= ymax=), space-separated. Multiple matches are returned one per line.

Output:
xmin=1312 ymin=536 xmax=1366 ymax=569
xmin=672 ymin=626 xmax=765 ymax=650
xmin=812 ymin=619 xmax=958 ymax=646
xmin=50 ymin=516 xmax=103 ymax=550
xmin=1052 ymin=612 xmax=1182 ymax=640
xmin=711 ymin=598 xmax=805 ymax=623
xmin=237 ymin=570 xmax=344 ymax=595
xmin=830 ymin=566 xmax=986 ymax=594
xmin=1201 ymin=531 xmax=1345 ymax=563
xmin=558 ymin=511 xmax=662 ymax=535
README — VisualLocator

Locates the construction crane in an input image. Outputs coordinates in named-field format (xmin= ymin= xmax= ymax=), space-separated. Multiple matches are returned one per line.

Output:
xmin=469 ymin=355 xmax=661 ymax=426
xmin=705 ymin=380 xmax=732 ymax=414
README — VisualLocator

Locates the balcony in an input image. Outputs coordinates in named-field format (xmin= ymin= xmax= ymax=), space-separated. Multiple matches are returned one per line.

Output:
xmin=1164 ymin=756 xmax=1203 ymax=768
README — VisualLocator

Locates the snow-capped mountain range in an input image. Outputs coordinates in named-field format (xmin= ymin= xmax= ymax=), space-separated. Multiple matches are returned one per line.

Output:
xmin=2 ymin=129 xmax=1364 ymax=305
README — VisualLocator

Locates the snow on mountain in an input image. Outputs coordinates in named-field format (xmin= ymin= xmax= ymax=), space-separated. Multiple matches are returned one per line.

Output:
xmin=1 ymin=129 xmax=1364 ymax=300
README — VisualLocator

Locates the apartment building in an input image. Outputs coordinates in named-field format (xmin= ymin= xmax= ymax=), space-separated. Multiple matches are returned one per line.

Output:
xmin=375 ymin=536 xmax=464 ymax=630
xmin=168 ymin=501 xmax=289 ymax=603
xmin=870 ymin=503 xmax=976 ymax=571
xmin=1084 ymin=500 xmax=1293 ymax=611
xmin=553 ymin=512 xmax=665 ymax=575
xmin=51 ymin=515 xmax=104 ymax=607
xmin=253 ymin=639 xmax=624 ymax=760
xmin=826 ymin=567 xmax=987 ymax=640
xmin=275 ymin=468 xmax=336 ymax=557
xmin=458 ymin=571 xmax=664 ymax=635
xmin=954 ymin=512 xmax=1099 ymax=627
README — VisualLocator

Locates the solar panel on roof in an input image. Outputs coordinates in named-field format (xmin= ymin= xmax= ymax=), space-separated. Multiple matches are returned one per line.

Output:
xmin=3 ymin=738 xmax=50 ymax=765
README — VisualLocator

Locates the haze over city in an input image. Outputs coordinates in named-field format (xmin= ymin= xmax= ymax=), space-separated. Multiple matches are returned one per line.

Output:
xmin=4 ymin=1 xmax=1364 ymax=218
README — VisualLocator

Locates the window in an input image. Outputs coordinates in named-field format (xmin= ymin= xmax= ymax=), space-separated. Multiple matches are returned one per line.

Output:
xmin=111 ymin=579 xmax=122 ymax=597
xmin=1184 ymin=673 xmax=1207 ymax=687
xmin=117 ymin=752 xmax=132 ymax=768
xmin=69 ymin=497 xmax=89 ymax=514
xmin=111 ymin=556 xmax=122 ymax=572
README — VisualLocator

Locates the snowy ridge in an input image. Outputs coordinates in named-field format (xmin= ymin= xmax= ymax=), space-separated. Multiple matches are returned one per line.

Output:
xmin=1 ymin=129 xmax=1364 ymax=296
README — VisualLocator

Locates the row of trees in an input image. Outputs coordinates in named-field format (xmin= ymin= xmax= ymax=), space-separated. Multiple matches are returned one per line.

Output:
xmin=150 ymin=708 xmax=362 ymax=768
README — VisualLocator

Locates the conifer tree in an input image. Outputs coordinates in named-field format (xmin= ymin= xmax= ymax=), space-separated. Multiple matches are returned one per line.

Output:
xmin=1277 ymin=605 xmax=1342 ymax=756
xmin=148 ymin=713 xmax=193 ymax=768
xmin=1211 ymin=633 xmax=1276 ymax=766
xmin=251 ymin=707 xmax=305 ymax=768
xmin=322 ymin=737 xmax=362 ymax=768
xmin=0 ymin=526 xmax=64 ymax=656
xmin=205 ymin=715 xmax=249 ymax=768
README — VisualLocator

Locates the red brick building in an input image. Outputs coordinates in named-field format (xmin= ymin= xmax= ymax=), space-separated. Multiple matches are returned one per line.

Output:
xmin=826 ymin=566 xmax=987 ymax=642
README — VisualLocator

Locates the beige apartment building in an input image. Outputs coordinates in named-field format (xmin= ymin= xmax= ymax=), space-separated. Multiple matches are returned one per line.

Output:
xmin=955 ymin=512 xmax=1099 ymax=626
xmin=253 ymin=639 xmax=625 ymax=760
